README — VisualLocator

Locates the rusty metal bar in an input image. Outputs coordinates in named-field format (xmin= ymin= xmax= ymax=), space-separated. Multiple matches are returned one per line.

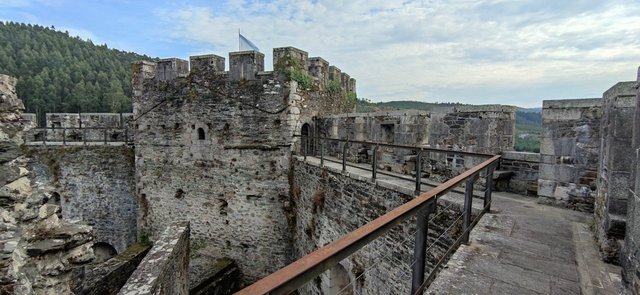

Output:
xmin=418 ymin=197 xmax=493 ymax=294
xmin=484 ymin=165 xmax=495 ymax=212
xmin=235 ymin=155 xmax=500 ymax=295
xmin=415 ymin=151 xmax=422 ymax=196
xmin=342 ymin=138 xmax=348 ymax=172
xmin=292 ymin=135 xmax=493 ymax=158
xmin=372 ymin=144 xmax=378 ymax=180
xmin=319 ymin=138 xmax=324 ymax=167
xmin=462 ymin=176 xmax=476 ymax=245
xmin=410 ymin=200 xmax=436 ymax=294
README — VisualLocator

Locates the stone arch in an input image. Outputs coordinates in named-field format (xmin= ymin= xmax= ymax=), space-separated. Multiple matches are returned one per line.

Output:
xmin=92 ymin=242 xmax=117 ymax=263
xmin=197 ymin=127 xmax=205 ymax=140
xmin=328 ymin=263 xmax=352 ymax=294
xmin=301 ymin=123 xmax=313 ymax=155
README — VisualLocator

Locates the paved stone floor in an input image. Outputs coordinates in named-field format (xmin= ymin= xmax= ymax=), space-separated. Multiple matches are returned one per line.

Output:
xmin=427 ymin=192 xmax=621 ymax=295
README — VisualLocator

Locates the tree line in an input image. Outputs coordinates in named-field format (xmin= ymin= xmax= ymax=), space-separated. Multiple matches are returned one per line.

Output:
xmin=0 ymin=22 xmax=155 ymax=124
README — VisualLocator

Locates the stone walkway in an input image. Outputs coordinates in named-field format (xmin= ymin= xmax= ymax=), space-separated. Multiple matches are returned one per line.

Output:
xmin=427 ymin=192 xmax=621 ymax=295
xmin=298 ymin=156 xmax=622 ymax=294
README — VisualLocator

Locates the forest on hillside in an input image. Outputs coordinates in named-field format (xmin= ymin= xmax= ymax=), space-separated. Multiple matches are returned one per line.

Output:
xmin=0 ymin=22 xmax=154 ymax=124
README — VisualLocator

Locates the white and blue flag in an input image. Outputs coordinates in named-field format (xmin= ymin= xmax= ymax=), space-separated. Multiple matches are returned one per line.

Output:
xmin=239 ymin=33 xmax=260 ymax=52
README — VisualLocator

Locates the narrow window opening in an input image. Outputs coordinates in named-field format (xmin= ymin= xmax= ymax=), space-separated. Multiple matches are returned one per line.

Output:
xmin=197 ymin=128 xmax=205 ymax=140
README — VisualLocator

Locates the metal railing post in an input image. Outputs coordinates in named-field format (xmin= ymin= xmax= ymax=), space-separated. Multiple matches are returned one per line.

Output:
xmin=415 ymin=150 xmax=422 ymax=196
xmin=372 ymin=144 xmax=378 ymax=180
xmin=125 ymin=127 xmax=129 ymax=144
xmin=43 ymin=128 xmax=46 ymax=146
xmin=83 ymin=128 xmax=87 ymax=145
xmin=62 ymin=128 xmax=66 ymax=145
xmin=410 ymin=199 xmax=436 ymax=294
xmin=103 ymin=128 xmax=107 ymax=145
xmin=342 ymin=138 xmax=348 ymax=172
xmin=320 ymin=138 xmax=324 ymax=167
xmin=484 ymin=165 xmax=495 ymax=212
xmin=462 ymin=176 xmax=475 ymax=244
xmin=303 ymin=136 xmax=307 ymax=161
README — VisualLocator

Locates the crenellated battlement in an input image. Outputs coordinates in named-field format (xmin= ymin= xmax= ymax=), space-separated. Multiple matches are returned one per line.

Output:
xmin=133 ymin=47 xmax=356 ymax=94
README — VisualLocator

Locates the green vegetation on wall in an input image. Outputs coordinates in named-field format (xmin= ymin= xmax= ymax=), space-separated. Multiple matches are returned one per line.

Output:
xmin=274 ymin=56 xmax=313 ymax=90
xmin=0 ymin=22 xmax=155 ymax=124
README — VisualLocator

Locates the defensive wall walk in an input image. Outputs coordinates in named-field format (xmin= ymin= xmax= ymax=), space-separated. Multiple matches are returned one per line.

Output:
xmin=428 ymin=192 xmax=620 ymax=294
xmin=301 ymin=155 xmax=620 ymax=294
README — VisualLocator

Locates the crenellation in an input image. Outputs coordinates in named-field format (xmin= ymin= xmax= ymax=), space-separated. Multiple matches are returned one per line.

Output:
xmin=156 ymin=58 xmax=189 ymax=81
xmin=189 ymin=54 xmax=225 ymax=73
xmin=348 ymin=77 xmax=356 ymax=93
xmin=340 ymin=72 xmax=350 ymax=90
xmin=229 ymin=50 xmax=265 ymax=81
xmin=273 ymin=46 xmax=309 ymax=73
xmin=308 ymin=57 xmax=329 ymax=88
xmin=328 ymin=65 xmax=341 ymax=83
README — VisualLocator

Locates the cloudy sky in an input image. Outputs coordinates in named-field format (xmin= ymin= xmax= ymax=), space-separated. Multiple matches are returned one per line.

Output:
xmin=2 ymin=0 xmax=640 ymax=107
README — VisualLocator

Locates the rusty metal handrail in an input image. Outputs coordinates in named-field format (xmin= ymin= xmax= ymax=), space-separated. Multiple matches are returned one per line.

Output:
xmin=294 ymin=134 xmax=494 ymax=158
xmin=26 ymin=127 xmax=132 ymax=145
xmin=236 ymin=154 xmax=500 ymax=294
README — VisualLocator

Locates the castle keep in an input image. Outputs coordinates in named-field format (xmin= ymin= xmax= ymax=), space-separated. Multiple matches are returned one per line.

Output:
xmin=1 ymin=46 xmax=639 ymax=294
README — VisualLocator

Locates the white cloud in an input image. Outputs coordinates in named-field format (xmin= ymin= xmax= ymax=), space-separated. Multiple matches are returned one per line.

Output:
xmin=154 ymin=0 xmax=640 ymax=107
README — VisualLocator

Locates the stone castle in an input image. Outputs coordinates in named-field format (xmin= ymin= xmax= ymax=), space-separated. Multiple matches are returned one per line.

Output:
xmin=0 ymin=46 xmax=638 ymax=294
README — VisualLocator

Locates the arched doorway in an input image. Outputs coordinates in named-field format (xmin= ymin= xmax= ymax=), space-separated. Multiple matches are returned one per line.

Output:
xmin=301 ymin=123 xmax=313 ymax=155
xmin=92 ymin=242 xmax=117 ymax=263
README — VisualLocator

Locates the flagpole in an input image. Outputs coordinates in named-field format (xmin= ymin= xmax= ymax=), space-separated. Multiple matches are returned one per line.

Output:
xmin=238 ymin=28 xmax=240 ymax=51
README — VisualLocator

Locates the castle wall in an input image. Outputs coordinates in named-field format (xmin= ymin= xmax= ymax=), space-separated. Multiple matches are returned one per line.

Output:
xmin=622 ymin=68 xmax=640 ymax=294
xmin=290 ymin=157 xmax=471 ymax=294
xmin=315 ymin=105 xmax=515 ymax=181
xmin=594 ymin=82 xmax=636 ymax=264
xmin=538 ymin=98 xmax=602 ymax=212
xmin=131 ymin=47 xmax=356 ymax=285
xmin=45 ymin=113 xmax=133 ymax=128
xmin=26 ymin=146 xmax=137 ymax=254
xmin=118 ymin=222 xmax=190 ymax=295
xmin=499 ymin=151 xmax=540 ymax=196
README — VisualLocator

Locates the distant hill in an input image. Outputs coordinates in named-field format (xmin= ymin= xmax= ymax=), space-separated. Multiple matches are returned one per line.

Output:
xmin=517 ymin=107 xmax=542 ymax=113
xmin=355 ymin=99 xmax=463 ymax=112
xmin=356 ymin=99 xmax=541 ymax=152
xmin=0 ymin=21 xmax=155 ymax=123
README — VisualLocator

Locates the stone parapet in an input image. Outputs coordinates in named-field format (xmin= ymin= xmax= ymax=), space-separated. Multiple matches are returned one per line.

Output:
xmin=118 ymin=222 xmax=190 ymax=295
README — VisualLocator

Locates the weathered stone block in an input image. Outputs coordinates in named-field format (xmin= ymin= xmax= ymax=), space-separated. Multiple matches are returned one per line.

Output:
xmin=537 ymin=179 xmax=556 ymax=198
xmin=0 ymin=166 xmax=19 ymax=185
xmin=0 ymin=141 xmax=19 ymax=164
